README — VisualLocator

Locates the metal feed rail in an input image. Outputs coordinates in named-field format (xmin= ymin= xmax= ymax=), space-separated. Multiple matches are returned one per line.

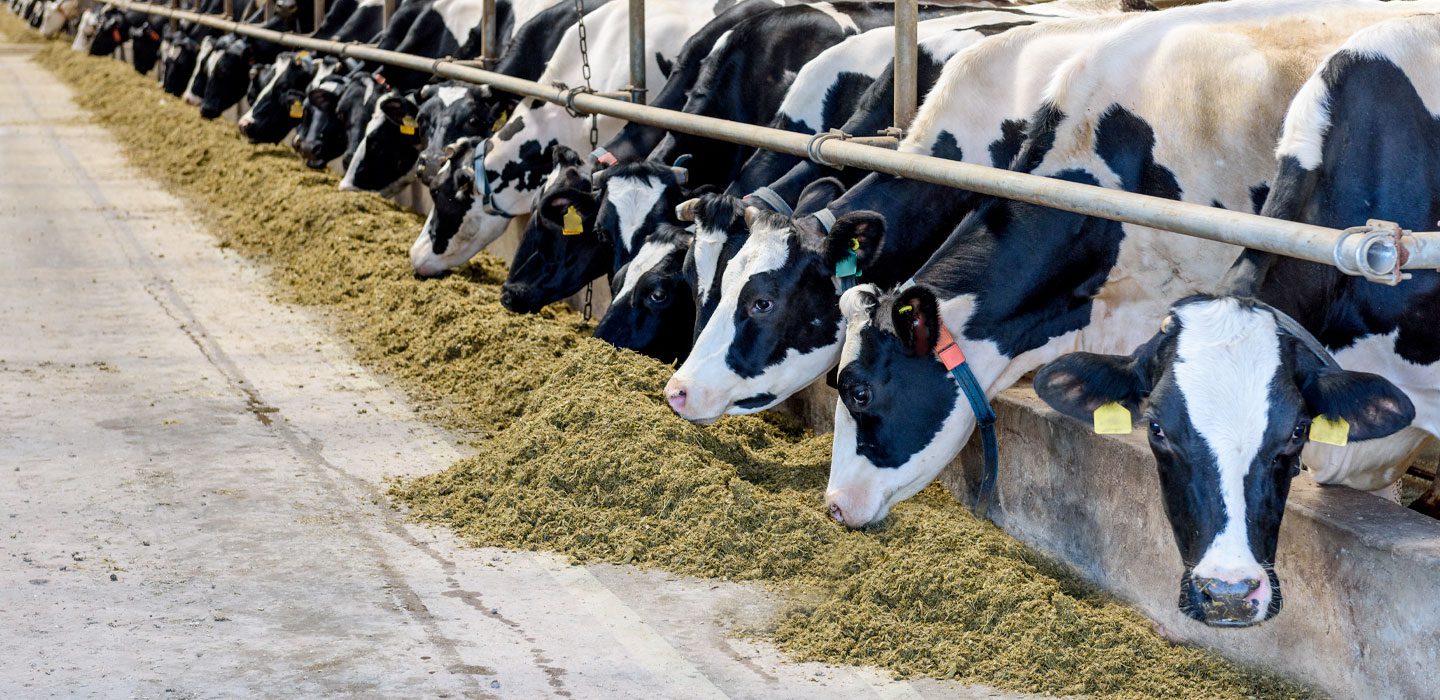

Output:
xmin=111 ymin=0 xmax=1440 ymax=281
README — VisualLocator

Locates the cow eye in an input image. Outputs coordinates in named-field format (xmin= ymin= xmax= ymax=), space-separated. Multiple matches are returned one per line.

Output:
xmin=1149 ymin=421 xmax=1166 ymax=441
xmin=848 ymin=384 xmax=872 ymax=409
xmin=750 ymin=299 xmax=774 ymax=315
xmin=648 ymin=288 xmax=669 ymax=304
xmin=1291 ymin=423 xmax=1308 ymax=441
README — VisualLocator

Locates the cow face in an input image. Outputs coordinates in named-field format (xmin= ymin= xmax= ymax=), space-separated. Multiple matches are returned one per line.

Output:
xmin=160 ymin=32 xmax=199 ymax=97
xmin=129 ymin=20 xmax=164 ymax=75
xmin=199 ymin=35 xmax=254 ymax=120
xmin=500 ymin=147 xmax=604 ymax=313
xmin=411 ymin=138 xmax=481 ymax=278
xmin=338 ymin=88 xmax=424 ymax=194
xmin=1034 ymin=296 xmax=1415 ymax=626
xmin=333 ymin=71 xmax=383 ymax=170
xmin=181 ymin=35 xmax=218 ymax=106
xmin=38 ymin=0 xmax=78 ymax=39
xmin=294 ymin=73 xmax=349 ymax=169
xmin=415 ymin=83 xmax=503 ymax=187
xmin=678 ymin=194 xmax=753 ymax=340
xmin=664 ymin=206 xmax=855 ymax=423
xmin=595 ymin=224 xmax=697 ymax=364
xmin=88 ymin=9 xmax=129 ymax=57
xmin=238 ymin=52 xmax=317 ymax=144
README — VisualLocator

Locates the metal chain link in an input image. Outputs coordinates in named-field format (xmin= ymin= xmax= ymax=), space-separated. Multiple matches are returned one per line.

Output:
xmin=574 ymin=0 xmax=597 ymax=322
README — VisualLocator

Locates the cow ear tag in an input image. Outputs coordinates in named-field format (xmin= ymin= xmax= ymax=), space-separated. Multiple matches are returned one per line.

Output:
xmin=1310 ymin=415 xmax=1349 ymax=446
xmin=491 ymin=110 xmax=508 ymax=133
xmin=289 ymin=100 xmax=304 ymax=118
xmin=399 ymin=115 xmax=417 ymax=135
xmin=562 ymin=206 xmax=584 ymax=236
xmin=1093 ymin=402 xmax=1133 ymax=435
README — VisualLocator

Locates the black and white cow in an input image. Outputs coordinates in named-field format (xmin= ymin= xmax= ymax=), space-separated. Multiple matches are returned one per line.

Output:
xmin=127 ymin=12 xmax=167 ymax=75
xmin=86 ymin=6 xmax=132 ymax=57
xmin=314 ymin=0 xmax=384 ymax=40
xmin=1035 ymin=14 xmax=1440 ymax=627
xmin=820 ymin=0 xmax=1437 ymax=540
xmin=37 ymin=0 xmax=79 ymax=39
xmin=197 ymin=4 xmax=322 ymax=120
xmin=408 ymin=0 xmax=723 ymax=276
xmin=237 ymin=51 xmax=331 ymax=143
xmin=662 ymin=9 xmax=1138 ymax=424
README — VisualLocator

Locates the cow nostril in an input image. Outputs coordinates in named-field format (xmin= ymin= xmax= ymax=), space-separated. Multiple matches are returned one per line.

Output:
xmin=828 ymin=502 xmax=844 ymax=525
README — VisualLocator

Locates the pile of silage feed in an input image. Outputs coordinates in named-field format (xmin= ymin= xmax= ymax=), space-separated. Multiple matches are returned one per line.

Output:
xmin=19 ymin=28 xmax=1316 ymax=698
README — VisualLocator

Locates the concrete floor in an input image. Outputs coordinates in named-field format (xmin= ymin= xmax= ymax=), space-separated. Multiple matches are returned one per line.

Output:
xmin=0 ymin=45 xmax=1033 ymax=699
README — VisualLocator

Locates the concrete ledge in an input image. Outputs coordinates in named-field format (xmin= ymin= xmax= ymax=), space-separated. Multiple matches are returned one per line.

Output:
xmin=789 ymin=382 xmax=1440 ymax=699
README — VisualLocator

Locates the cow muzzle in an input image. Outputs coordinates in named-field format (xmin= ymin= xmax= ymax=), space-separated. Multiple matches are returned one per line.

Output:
xmin=1184 ymin=573 xmax=1272 ymax=627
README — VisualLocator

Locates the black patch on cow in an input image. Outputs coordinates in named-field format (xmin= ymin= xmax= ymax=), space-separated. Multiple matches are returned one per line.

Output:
xmin=734 ymin=393 xmax=776 ymax=410
xmin=988 ymin=119 xmax=1027 ymax=168
xmin=1094 ymin=105 xmax=1181 ymax=201
xmin=822 ymin=73 xmax=876 ymax=131
xmin=723 ymin=235 xmax=842 ymax=378
xmin=1249 ymin=183 xmax=1270 ymax=214
xmin=495 ymin=138 xmax=559 ymax=195
xmin=929 ymin=131 xmax=964 ymax=162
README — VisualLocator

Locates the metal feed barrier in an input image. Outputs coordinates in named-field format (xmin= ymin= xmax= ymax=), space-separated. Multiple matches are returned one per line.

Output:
xmin=110 ymin=0 xmax=1440 ymax=282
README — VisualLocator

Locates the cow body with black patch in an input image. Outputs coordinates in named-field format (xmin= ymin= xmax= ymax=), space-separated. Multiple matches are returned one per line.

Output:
xmin=409 ymin=0 xmax=722 ymax=276
xmin=663 ymin=9 xmax=1139 ymax=424
xmin=1034 ymin=13 xmax=1440 ymax=626
xmin=823 ymin=0 xmax=1440 ymax=539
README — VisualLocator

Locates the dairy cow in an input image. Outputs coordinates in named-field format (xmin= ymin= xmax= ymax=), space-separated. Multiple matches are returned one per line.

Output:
xmin=338 ymin=0 xmax=564 ymax=192
xmin=662 ymin=10 xmax=1137 ymax=424
xmin=820 ymin=0 xmax=1436 ymax=549
xmin=408 ymin=0 xmax=723 ymax=277
xmin=196 ymin=1 xmax=324 ymax=120
xmin=237 ymin=51 xmax=333 ymax=143
xmin=1035 ymin=14 xmax=1440 ymax=627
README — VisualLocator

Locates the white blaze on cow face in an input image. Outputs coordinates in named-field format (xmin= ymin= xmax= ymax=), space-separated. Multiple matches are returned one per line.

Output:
xmin=665 ymin=217 xmax=842 ymax=423
xmin=604 ymin=175 xmax=666 ymax=256
xmin=1170 ymin=299 xmax=1281 ymax=624
xmin=613 ymin=237 xmax=679 ymax=303
xmin=338 ymin=98 xmax=388 ymax=191
xmin=238 ymin=55 xmax=289 ymax=131
xmin=182 ymin=36 xmax=218 ymax=106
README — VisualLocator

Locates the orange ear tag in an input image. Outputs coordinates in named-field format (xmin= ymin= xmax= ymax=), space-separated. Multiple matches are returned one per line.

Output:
xmin=1309 ymin=415 xmax=1349 ymax=446
xmin=399 ymin=115 xmax=417 ymax=135
xmin=289 ymin=100 xmax=303 ymax=118
xmin=1093 ymin=402 xmax=1133 ymax=435
xmin=562 ymin=206 xmax=584 ymax=236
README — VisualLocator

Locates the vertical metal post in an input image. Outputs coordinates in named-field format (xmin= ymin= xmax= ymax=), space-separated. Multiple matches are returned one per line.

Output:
xmin=222 ymin=0 xmax=233 ymax=18
xmin=892 ymin=0 xmax=918 ymax=131
xmin=263 ymin=0 xmax=273 ymax=22
xmin=481 ymin=0 xmax=497 ymax=67
xmin=313 ymin=0 xmax=326 ymax=34
xmin=627 ymin=0 xmax=645 ymax=105
xmin=382 ymin=0 xmax=395 ymax=26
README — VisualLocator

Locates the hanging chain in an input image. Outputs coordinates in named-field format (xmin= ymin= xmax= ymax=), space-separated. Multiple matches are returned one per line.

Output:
xmin=574 ymin=0 xmax=597 ymax=322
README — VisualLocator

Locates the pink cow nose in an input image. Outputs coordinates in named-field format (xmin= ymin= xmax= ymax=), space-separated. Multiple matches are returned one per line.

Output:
xmin=828 ymin=502 xmax=846 ymax=526
xmin=664 ymin=379 xmax=687 ymax=412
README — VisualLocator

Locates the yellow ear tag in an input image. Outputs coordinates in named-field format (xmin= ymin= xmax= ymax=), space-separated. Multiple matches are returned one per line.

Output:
xmin=399 ymin=115 xmax=417 ymax=135
xmin=491 ymin=110 xmax=508 ymax=133
xmin=289 ymin=99 xmax=303 ymax=118
xmin=850 ymin=237 xmax=861 ymax=251
xmin=1093 ymin=402 xmax=1133 ymax=435
xmin=562 ymin=206 xmax=584 ymax=236
xmin=1310 ymin=415 xmax=1350 ymax=447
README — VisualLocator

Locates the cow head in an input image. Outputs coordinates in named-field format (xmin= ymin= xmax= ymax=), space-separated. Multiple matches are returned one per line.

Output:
xmin=38 ymin=0 xmax=79 ymax=39
xmin=595 ymin=223 xmax=696 ymax=364
xmin=501 ymin=154 xmax=690 ymax=314
xmin=128 ymin=19 xmax=164 ymax=75
xmin=411 ymin=137 xmax=482 ymax=278
xmin=159 ymin=30 xmax=199 ymax=97
xmin=1034 ymin=296 xmax=1414 ymax=626
xmin=415 ymin=83 xmax=507 ymax=187
xmin=87 ymin=8 xmax=129 ymax=57
xmin=338 ymin=86 xmax=424 ymax=194
xmin=238 ymin=52 xmax=317 ymax=144
xmin=180 ymin=35 xmax=218 ymax=106
xmin=199 ymin=35 xmax=255 ymax=120
xmin=293 ymin=71 xmax=349 ymax=169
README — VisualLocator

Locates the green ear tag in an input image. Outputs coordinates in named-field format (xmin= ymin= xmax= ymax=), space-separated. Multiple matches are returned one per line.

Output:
xmin=1310 ymin=415 xmax=1350 ymax=446
xmin=1093 ymin=402 xmax=1133 ymax=435
xmin=491 ymin=110 xmax=508 ymax=133
xmin=834 ymin=251 xmax=859 ymax=279
xmin=562 ymin=206 xmax=584 ymax=236
xmin=289 ymin=99 xmax=303 ymax=118
xmin=399 ymin=115 xmax=417 ymax=135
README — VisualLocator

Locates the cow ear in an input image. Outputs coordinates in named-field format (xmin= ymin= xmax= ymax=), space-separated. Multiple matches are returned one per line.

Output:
xmin=794 ymin=177 xmax=844 ymax=218
xmin=891 ymin=285 xmax=941 ymax=358
xmin=378 ymin=94 xmax=415 ymax=122
xmin=551 ymin=145 xmax=581 ymax=168
xmin=826 ymin=211 xmax=884 ymax=269
xmin=1034 ymin=351 xmax=1148 ymax=423
xmin=1297 ymin=366 xmax=1415 ymax=442
xmin=419 ymin=83 xmax=439 ymax=103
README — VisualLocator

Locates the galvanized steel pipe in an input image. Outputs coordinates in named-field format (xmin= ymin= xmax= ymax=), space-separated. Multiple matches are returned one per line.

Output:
xmin=381 ymin=0 xmax=394 ymax=26
xmin=481 ymin=0 xmax=497 ymax=66
xmin=105 ymin=0 xmax=1440 ymax=276
xmin=627 ymin=0 xmax=645 ymax=105
xmin=312 ymin=0 xmax=325 ymax=34
xmin=892 ymin=0 xmax=917 ymax=130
